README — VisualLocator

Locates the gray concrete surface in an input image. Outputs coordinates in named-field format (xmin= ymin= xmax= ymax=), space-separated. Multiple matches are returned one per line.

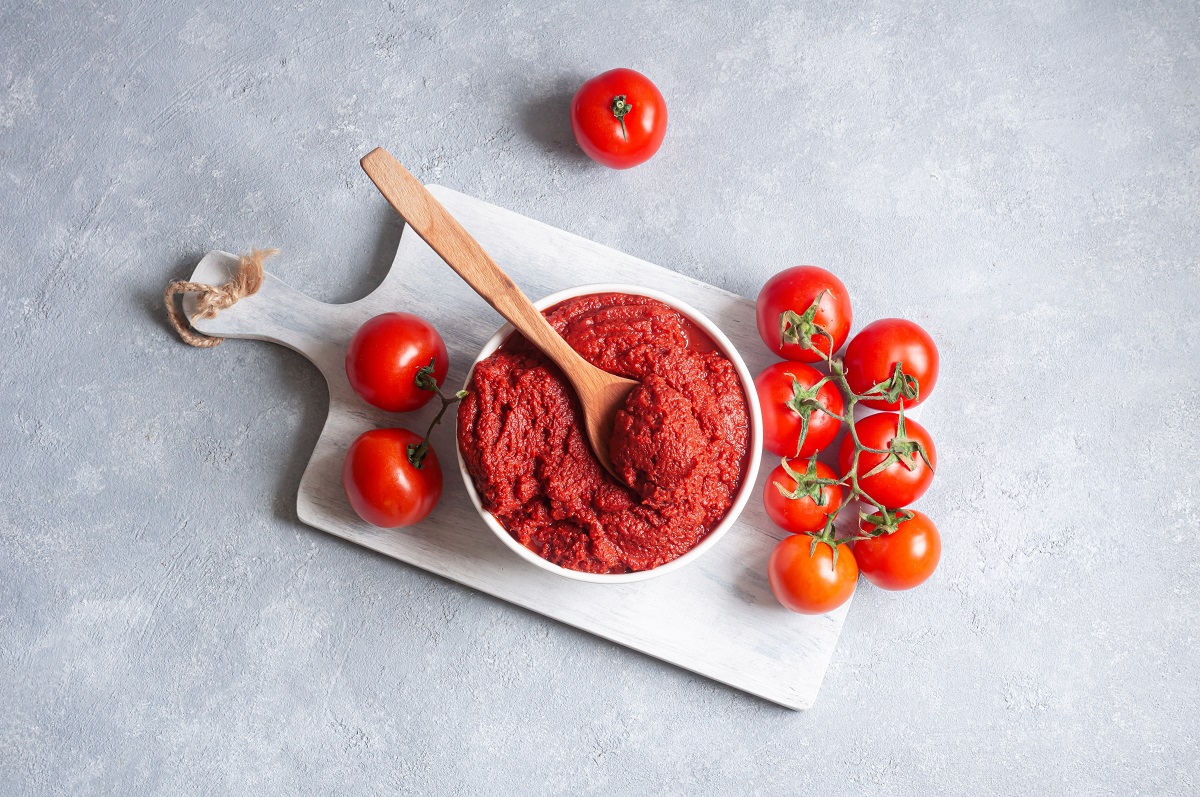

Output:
xmin=2 ymin=1 xmax=1197 ymax=794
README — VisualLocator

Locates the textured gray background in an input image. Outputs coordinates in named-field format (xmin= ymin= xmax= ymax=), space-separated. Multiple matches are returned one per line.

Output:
xmin=2 ymin=0 xmax=1197 ymax=794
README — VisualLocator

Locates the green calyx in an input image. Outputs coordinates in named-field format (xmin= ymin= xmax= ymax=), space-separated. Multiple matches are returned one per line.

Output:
xmin=406 ymin=441 xmax=430 ymax=469
xmin=860 ymin=408 xmax=935 ymax=480
xmin=774 ymin=454 xmax=840 ymax=506
xmin=805 ymin=513 xmax=851 ymax=568
xmin=863 ymin=361 xmax=920 ymax=406
xmin=413 ymin=359 xmax=440 ymax=393
xmin=611 ymin=95 xmax=632 ymax=141
xmin=858 ymin=507 xmax=915 ymax=538
xmin=783 ymin=374 xmax=835 ymax=456
xmin=778 ymin=292 xmax=834 ymax=359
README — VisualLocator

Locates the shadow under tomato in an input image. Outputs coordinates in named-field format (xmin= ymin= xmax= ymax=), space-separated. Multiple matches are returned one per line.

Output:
xmin=519 ymin=78 xmax=597 ymax=165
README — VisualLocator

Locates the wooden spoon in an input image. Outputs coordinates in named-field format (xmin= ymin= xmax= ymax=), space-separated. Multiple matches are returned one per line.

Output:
xmin=360 ymin=147 xmax=637 ymax=480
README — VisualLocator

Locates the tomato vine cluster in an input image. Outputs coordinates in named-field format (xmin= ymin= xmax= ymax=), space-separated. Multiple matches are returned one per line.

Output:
xmin=753 ymin=266 xmax=943 ymax=614
xmin=341 ymin=312 xmax=459 ymax=529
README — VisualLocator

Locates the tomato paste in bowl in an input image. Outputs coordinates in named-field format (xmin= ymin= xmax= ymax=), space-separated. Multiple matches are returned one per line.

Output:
xmin=456 ymin=285 xmax=762 ymax=583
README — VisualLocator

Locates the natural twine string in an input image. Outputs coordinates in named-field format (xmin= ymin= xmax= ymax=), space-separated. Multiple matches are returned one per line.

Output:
xmin=164 ymin=248 xmax=278 ymax=347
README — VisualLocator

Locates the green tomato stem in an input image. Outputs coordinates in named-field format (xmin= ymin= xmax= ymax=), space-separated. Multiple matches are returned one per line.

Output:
xmin=789 ymin=340 xmax=918 ymax=542
xmin=406 ymin=357 xmax=468 ymax=470
xmin=611 ymin=94 xmax=632 ymax=141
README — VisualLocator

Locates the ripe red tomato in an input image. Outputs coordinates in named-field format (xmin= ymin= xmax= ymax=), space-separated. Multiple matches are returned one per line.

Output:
xmin=755 ymin=266 xmax=853 ymax=363
xmin=346 ymin=313 xmax=448 ymax=413
xmin=570 ymin=68 xmax=667 ymax=169
xmin=754 ymin=362 xmax=843 ymax=458
xmin=838 ymin=412 xmax=937 ymax=508
xmin=763 ymin=458 xmax=843 ymax=534
xmin=843 ymin=318 xmax=939 ymax=410
xmin=768 ymin=535 xmax=858 ymax=614
xmin=854 ymin=510 xmax=941 ymax=590
xmin=342 ymin=428 xmax=442 ymax=528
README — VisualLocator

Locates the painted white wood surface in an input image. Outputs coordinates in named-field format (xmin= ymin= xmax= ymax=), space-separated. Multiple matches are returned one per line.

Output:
xmin=186 ymin=185 xmax=852 ymax=710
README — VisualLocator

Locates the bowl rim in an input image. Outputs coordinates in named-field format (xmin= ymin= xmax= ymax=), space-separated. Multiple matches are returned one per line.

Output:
xmin=456 ymin=283 xmax=764 ymax=584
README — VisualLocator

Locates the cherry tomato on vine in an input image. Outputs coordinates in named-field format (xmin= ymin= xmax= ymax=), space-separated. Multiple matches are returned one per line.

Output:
xmin=768 ymin=535 xmax=858 ymax=614
xmin=844 ymin=318 xmax=939 ymax=411
xmin=570 ymin=68 xmax=667 ymax=169
xmin=838 ymin=412 xmax=937 ymax=508
xmin=754 ymin=361 xmax=843 ymax=458
xmin=755 ymin=266 xmax=852 ymax=363
xmin=342 ymin=428 xmax=442 ymax=528
xmin=854 ymin=510 xmax=941 ymax=590
xmin=346 ymin=313 xmax=449 ymax=413
xmin=763 ymin=457 xmax=843 ymax=535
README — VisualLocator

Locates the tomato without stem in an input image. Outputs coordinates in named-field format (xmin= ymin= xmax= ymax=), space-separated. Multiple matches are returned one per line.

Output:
xmin=755 ymin=266 xmax=853 ymax=363
xmin=346 ymin=313 xmax=449 ymax=413
xmin=854 ymin=510 xmax=941 ymax=590
xmin=342 ymin=428 xmax=442 ymax=528
xmin=570 ymin=68 xmax=667 ymax=169
xmin=763 ymin=458 xmax=843 ymax=535
xmin=838 ymin=412 xmax=937 ymax=508
xmin=844 ymin=318 xmax=939 ymax=410
xmin=768 ymin=535 xmax=858 ymax=614
xmin=754 ymin=361 xmax=843 ymax=458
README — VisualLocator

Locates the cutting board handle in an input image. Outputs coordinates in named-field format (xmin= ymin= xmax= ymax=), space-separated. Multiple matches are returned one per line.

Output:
xmin=184 ymin=250 xmax=355 ymax=382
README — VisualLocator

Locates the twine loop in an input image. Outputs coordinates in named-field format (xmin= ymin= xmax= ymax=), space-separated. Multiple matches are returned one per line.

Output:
xmin=164 ymin=248 xmax=278 ymax=347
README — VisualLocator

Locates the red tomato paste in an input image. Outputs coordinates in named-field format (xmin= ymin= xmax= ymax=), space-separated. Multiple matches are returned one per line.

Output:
xmin=457 ymin=293 xmax=750 ymax=574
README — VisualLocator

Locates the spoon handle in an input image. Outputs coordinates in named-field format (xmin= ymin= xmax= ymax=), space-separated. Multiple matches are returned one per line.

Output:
xmin=360 ymin=147 xmax=575 ymax=371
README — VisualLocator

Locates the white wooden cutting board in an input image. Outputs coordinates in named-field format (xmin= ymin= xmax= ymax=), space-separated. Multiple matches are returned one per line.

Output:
xmin=185 ymin=185 xmax=853 ymax=710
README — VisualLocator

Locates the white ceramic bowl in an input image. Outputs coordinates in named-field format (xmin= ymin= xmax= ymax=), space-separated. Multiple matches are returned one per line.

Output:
xmin=456 ymin=284 xmax=763 ymax=583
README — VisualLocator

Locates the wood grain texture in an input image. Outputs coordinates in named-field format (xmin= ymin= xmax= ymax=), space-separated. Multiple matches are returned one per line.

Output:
xmin=185 ymin=185 xmax=853 ymax=710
